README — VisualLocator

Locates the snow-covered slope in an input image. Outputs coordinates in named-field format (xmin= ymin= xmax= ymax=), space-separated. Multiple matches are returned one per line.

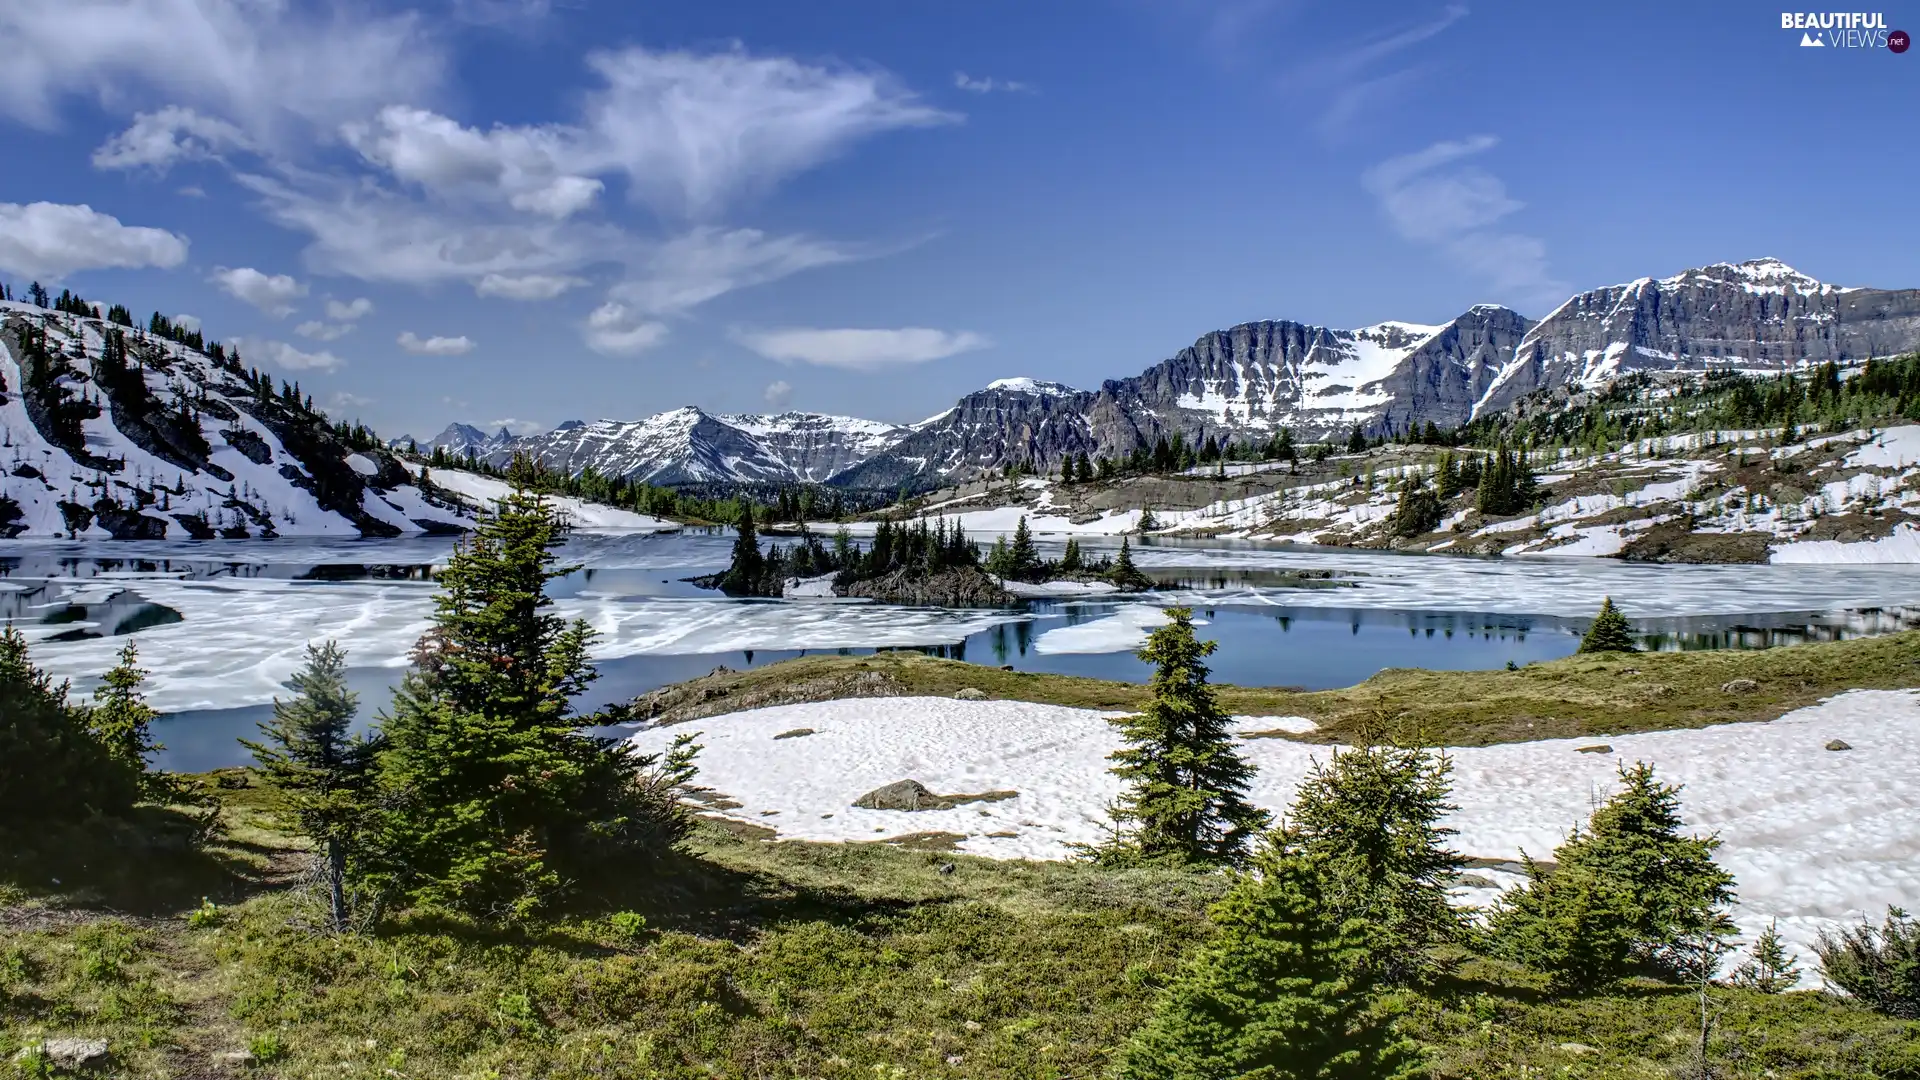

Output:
xmin=631 ymin=688 xmax=1920 ymax=981
xmin=0 ymin=300 xmax=470 ymax=540
xmin=424 ymin=467 xmax=676 ymax=531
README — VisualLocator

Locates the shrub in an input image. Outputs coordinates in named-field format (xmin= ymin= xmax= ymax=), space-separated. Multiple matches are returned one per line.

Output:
xmin=0 ymin=627 xmax=142 ymax=828
xmin=1277 ymin=742 xmax=1467 ymax=982
xmin=608 ymin=911 xmax=648 ymax=940
xmin=1814 ymin=907 xmax=1919 ymax=1018
xmin=1489 ymin=762 xmax=1735 ymax=991
xmin=1113 ymin=850 xmax=1422 ymax=1079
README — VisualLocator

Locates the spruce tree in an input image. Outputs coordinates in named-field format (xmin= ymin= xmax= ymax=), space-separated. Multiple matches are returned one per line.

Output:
xmin=242 ymin=641 xmax=382 ymax=932
xmin=88 ymin=641 xmax=173 ymax=801
xmin=1280 ymin=743 xmax=1466 ymax=981
xmin=1009 ymin=515 xmax=1041 ymax=580
xmin=1091 ymin=609 xmax=1269 ymax=867
xmin=0 ymin=628 xmax=140 ymax=827
xmin=1060 ymin=536 xmax=1083 ymax=573
xmin=374 ymin=491 xmax=697 ymax=918
xmin=721 ymin=501 xmax=765 ymax=595
xmin=1578 ymin=596 xmax=1638 ymax=653
xmin=1813 ymin=907 xmax=1919 ymax=1018
xmin=1391 ymin=482 xmax=1443 ymax=537
xmin=1109 ymin=536 xmax=1152 ymax=590
xmin=1731 ymin=919 xmax=1801 ymax=993
xmin=1113 ymin=849 xmax=1423 ymax=1080
xmin=1491 ymin=762 xmax=1735 ymax=989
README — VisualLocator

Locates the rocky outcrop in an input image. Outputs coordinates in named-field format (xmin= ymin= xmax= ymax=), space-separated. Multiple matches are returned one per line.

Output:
xmin=1475 ymin=259 xmax=1920 ymax=416
xmin=838 ymin=565 xmax=1017 ymax=607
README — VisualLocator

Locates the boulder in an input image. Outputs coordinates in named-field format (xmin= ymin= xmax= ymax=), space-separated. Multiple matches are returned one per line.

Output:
xmin=1826 ymin=739 xmax=1852 ymax=752
xmin=953 ymin=687 xmax=988 ymax=701
xmin=772 ymin=728 xmax=816 ymax=740
xmin=1574 ymin=744 xmax=1613 ymax=755
xmin=855 ymin=780 xmax=944 ymax=811
xmin=16 ymin=1039 xmax=111 ymax=1071
xmin=1722 ymin=678 xmax=1760 ymax=694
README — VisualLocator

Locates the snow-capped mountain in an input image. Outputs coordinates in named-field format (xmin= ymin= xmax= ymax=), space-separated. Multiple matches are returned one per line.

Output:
xmin=398 ymin=422 xmax=521 ymax=460
xmin=417 ymin=258 xmax=1920 ymax=494
xmin=456 ymin=407 xmax=909 ymax=487
xmin=1474 ymin=258 xmax=1920 ymax=416
xmin=0 ymin=300 xmax=468 ymax=539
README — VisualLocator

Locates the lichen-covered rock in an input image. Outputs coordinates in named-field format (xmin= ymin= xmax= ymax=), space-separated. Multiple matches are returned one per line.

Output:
xmin=1722 ymin=678 xmax=1761 ymax=694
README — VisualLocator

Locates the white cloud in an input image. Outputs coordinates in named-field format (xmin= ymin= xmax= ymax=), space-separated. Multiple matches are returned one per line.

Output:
xmin=616 ymin=227 xmax=864 ymax=316
xmin=1361 ymin=135 xmax=1567 ymax=311
xmin=326 ymin=297 xmax=374 ymax=321
xmin=485 ymin=417 xmax=547 ymax=436
xmin=329 ymin=390 xmax=374 ymax=410
xmin=954 ymin=72 xmax=1031 ymax=94
xmin=474 ymin=272 xmax=585 ymax=301
xmin=1280 ymin=5 xmax=1470 ymax=138
xmin=92 ymin=106 xmax=250 ymax=171
xmin=579 ymin=45 xmax=959 ymax=219
xmin=584 ymin=302 xmax=668 ymax=355
xmin=763 ymin=380 xmax=794 ymax=410
xmin=342 ymin=105 xmax=603 ymax=219
xmin=0 ymin=0 xmax=443 ymax=136
xmin=733 ymin=327 xmax=989 ymax=372
xmin=211 ymin=266 xmax=307 ymax=317
xmin=233 ymin=337 xmax=344 ymax=372
xmin=397 ymin=331 xmax=477 ymax=356
xmin=0 ymin=201 xmax=188 ymax=279
xmin=173 ymin=313 xmax=201 ymax=331
xmin=295 ymin=320 xmax=354 ymax=342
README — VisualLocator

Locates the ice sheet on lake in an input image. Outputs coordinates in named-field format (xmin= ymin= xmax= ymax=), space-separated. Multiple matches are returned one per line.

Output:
xmin=1033 ymin=604 xmax=1205 ymax=654
xmin=630 ymin=690 xmax=1920 ymax=984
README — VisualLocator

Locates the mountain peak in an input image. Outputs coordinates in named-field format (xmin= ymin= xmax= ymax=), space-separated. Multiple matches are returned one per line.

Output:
xmin=984 ymin=377 xmax=1079 ymax=396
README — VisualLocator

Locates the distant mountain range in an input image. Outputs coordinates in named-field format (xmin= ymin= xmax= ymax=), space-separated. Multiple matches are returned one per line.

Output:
xmin=416 ymin=258 xmax=1920 ymax=492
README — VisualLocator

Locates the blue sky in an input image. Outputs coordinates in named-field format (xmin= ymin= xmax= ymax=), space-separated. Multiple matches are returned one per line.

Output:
xmin=0 ymin=1 xmax=1913 ymax=438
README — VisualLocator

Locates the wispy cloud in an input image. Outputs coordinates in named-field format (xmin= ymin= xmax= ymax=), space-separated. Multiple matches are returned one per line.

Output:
xmin=583 ymin=302 xmax=668 ymax=355
xmin=1361 ymin=135 xmax=1566 ymax=311
xmin=732 ymin=327 xmax=989 ymax=372
xmin=763 ymin=380 xmax=793 ymax=409
xmin=485 ymin=417 xmax=547 ymax=436
xmin=398 ymin=331 xmax=477 ymax=356
xmin=1280 ymin=5 xmax=1469 ymax=138
xmin=0 ymin=201 xmax=188 ymax=279
xmin=954 ymin=72 xmax=1032 ymax=94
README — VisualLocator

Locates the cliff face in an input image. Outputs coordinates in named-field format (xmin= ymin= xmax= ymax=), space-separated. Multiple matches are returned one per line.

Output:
xmin=1474 ymin=259 xmax=1920 ymax=416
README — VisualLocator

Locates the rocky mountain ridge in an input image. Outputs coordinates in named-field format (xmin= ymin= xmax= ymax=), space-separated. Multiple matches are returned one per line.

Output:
xmin=431 ymin=259 xmax=1920 ymax=493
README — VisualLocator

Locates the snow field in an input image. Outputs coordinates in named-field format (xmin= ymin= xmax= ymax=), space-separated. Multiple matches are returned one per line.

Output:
xmin=629 ymin=690 xmax=1920 ymax=983
xmin=424 ymin=468 xmax=676 ymax=531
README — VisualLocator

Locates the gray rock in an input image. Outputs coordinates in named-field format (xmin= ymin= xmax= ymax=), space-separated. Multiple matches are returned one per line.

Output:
xmin=937 ymin=862 xmax=956 ymax=875
xmin=1575 ymin=744 xmax=1613 ymax=755
xmin=214 ymin=1049 xmax=256 ymax=1067
xmin=855 ymin=780 xmax=944 ymax=811
xmin=772 ymin=728 xmax=816 ymax=740
xmin=952 ymin=688 xmax=988 ymax=701
xmin=1827 ymin=739 xmax=1852 ymax=751
xmin=17 ymin=1038 xmax=111 ymax=1070
xmin=1722 ymin=678 xmax=1761 ymax=694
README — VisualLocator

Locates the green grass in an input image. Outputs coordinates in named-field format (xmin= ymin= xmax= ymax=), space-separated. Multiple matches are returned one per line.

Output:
xmin=4 ymin=816 xmax=1917 ymax=1080
xmin=638 ymin=630 xmax=1920 ymax=745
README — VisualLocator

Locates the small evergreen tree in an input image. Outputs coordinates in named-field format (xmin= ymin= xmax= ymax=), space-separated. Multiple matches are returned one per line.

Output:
xmin=720 ymin=501 xmax=765 ymax=595
xmin=1061 ymin=536 xmax=1083 ymax=572
xmin=1136 ymin=507 xmax=1159 ymax=532
xmin=1813 ymin=907 xmax=1919 ymax=1018
xmin=1347 ymin=424 xmax=1367 ymax=453
xmin=1731 ymin=919 xmax=1801 ymax=993
xmin=374 ymin=491 xmax=699 ymax=918
xmin=242 ymin=641 xmax=382 ymax=932
xmin=1391 ymin=482 xmax=1443 ymax=537
xmin=88 ymin=641 xmax=175 ymax=801
xmin=1090 ymin=609 xmax=1269 ymax=867
xmin=1008 ymin=515 xmax=1042 ymax=580
xmin=0 ymin=628 xmax=140 ymax=827
xmin=1279 ymin=742 xmax=1466 ymax=981
xmin=1491 ymin=762 xmax=1736 ymax=990
xmin=1113 ymin=849 xmax=1423 ymax=1080
xmin=1109 ymin=536 xmax=1152 ymax=590
xmin=1578 ymin=596 xmax=1638 ymax=653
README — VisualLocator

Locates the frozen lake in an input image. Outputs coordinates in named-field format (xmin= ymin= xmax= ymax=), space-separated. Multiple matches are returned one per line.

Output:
xmin=4 ymin=530 xmax=1919 ymax=770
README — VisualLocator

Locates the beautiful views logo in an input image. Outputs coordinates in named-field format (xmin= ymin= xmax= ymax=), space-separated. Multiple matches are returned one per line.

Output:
xmin=1781 ymin=11 xmax=1909 ymax=48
